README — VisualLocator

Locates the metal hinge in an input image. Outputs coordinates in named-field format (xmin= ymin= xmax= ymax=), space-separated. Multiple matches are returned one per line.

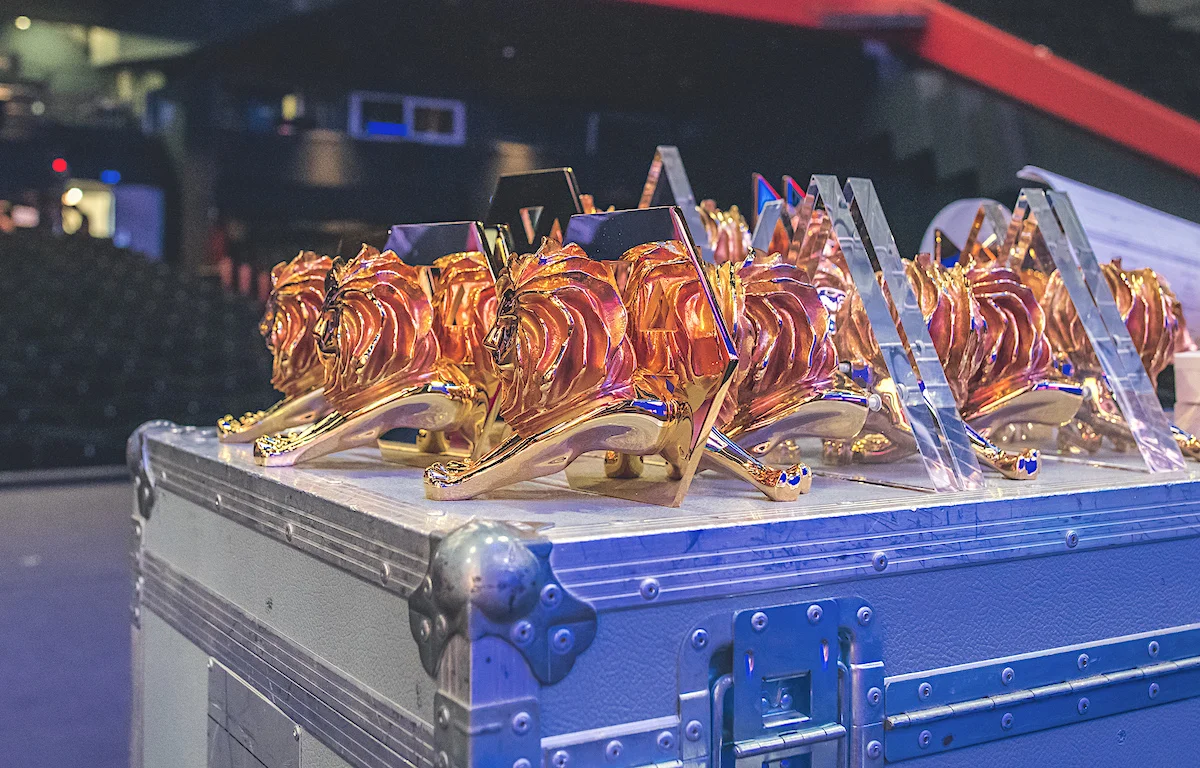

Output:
xmin=883 ymin=623 xmax=1200 ymax=761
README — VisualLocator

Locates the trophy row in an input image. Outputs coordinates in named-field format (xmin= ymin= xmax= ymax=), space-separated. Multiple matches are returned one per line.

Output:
xmin=217 ymin=149 xmax=1199 ymax=506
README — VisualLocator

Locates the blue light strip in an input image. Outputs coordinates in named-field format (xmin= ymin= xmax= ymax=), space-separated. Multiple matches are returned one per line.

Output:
xmin=365 ymin=121 xmax=409 ymax=137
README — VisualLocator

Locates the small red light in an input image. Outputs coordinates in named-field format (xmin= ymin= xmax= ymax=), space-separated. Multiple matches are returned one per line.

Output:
xmin=51 ymin=158 xmax=68 ymax=173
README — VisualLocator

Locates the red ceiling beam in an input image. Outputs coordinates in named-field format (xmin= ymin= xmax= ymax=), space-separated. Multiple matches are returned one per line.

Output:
xmin=617 ymin=0 xmax=1200 ymax=180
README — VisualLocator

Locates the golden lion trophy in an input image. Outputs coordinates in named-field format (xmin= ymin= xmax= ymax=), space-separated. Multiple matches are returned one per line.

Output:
xmin=742 ymin=194 xmax=1054 ymax=480
xmin=691 ymin=202 xmax=874 ymax=461
xmin=424 ymin=207 xmax=808 ymax=506
xmin=218 ymin=251 xmax=335 ymax=442
xmin=253 ymin=243 xmax=493 ymax=466
xmin=1043 ymin=257 xmax=1200 ymax=460
xmin=373 ymin=222 xmax=508 ymax=464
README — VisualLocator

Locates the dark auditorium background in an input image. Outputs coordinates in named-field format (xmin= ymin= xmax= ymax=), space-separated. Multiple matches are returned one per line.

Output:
xmin=1 ymin=0 xmax=1200 ymax=765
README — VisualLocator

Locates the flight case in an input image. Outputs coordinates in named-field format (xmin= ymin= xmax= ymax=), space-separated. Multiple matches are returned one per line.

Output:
xmin=129 ymin=421 xmax=1200 ymax=768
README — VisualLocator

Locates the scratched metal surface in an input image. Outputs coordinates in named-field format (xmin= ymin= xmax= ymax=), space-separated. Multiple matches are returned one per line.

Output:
xmin=146 ymin=427 xmax=1200 ymax=613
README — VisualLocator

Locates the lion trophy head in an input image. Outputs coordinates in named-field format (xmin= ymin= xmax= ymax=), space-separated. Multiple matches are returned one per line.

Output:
xmin=316 ymin=244 xmax=464 ymax=414
xmin=484 ymin=240 xmax=638 ymax=436
xmin=1043 ymin=259 xmax=1185 ymax=383
xmin=618 ymin=240 xmax=736 ymax=411
xmin=903 ymin=253 xmax=987 ymax=410
xmin=962 ymin=260 xmax=1057 ymax=416
xmin=260 ymin=250 xmax=333 ymax=398
xmin=719 ymin=252 xmax=841 ymax=434
xmin=430 ymin=250 xmax=499 ymax=393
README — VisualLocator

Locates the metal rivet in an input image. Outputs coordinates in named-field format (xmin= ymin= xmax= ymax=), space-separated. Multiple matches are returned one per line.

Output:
xmin=284 ymin=523 xmax=294 ymax=542
xmin=690 ymin=628 xmax=709 ymax=650
xmin=1065 ymin=529 xmax=1079 ymax=548
xmin=214 ymin=493 xmax=221 ymax=507
xmin=511 ymin=711 xmax=531 ymax=735
xmin=918 ymin=730 xmax=932 ymax=749
xmin=436 ymin=706 xmax=450 ymax=728
xmin=761 ymin=696 xmax=770 ymax=712
xmin=807 ymin=604 xmax=823 ymax=624
xmin=1149 ymin=682 xmax=1160 ymax=699
xmin=867 ymin=687 xmax=883 ymax=707
xmin=780 ymin=691 xmax=794 ymax=708
xmin=1001 ymin=712 xmax=1014 ymax=730
xmin=510 ymin=620 xmax=533 ymax=646
xmin=379 ymin=562 xmax=391 ymax=585
xmin=656 ymin=730 xmax=676 ymax=751
xmin=604 ymin=740 xmax=623 ymax=762
xmin=867 ymin=740 xmax=883 ymax=759
xmin=133 ymin=520 xmax=143 ymax=538
xmin=1077 ymin=697 xmax=1090 ymax=715
xmin=436 ymin=752 xmax=450 ymax=768
xmin=435 ymin=614 xmax=448 ymax=636
xmin=872 ymin=551 xmax=889 ymax=571
xmin=514 ymin=760 xmax=532 ymax=768
xmin=1077 ymin=653 xmax=1089 ymax=671
xmin=1148 ymin=641 xmax=1160 ymax=658
xmin=207 ymin=658 xmax=215 ymax=669
xmin=750 ymin=611 xmax=769 ymax=632
xmin=418 ymin=618 xmax=431 ymax=642
xmin=1001 ymin=667 xmax=1015 ymax=686
xmin=857 ymin=606 xmax=873 ymax=626
xmin=540 ymin=583 xmax=562 ymax=608
xmin=918 ymin=682 xmax=933 ymax=700
xmin=639 ymin=578 xmax=660 ymax=600
xmin=552 ymin=628 xmax=574 ymax=654
xmin=551 ymin=750 xmax=569 ymax=768
xmin=685 ymin=720 xmax=703 ymax=741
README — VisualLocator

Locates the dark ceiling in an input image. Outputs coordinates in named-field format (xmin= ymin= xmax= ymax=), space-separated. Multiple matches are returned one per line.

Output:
xmin=155 ymin=0 xmax=874 ymax=116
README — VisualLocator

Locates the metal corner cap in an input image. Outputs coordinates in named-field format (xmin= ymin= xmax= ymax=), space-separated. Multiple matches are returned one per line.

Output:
xmin=408 ymin=519 xmax=597 ymax=685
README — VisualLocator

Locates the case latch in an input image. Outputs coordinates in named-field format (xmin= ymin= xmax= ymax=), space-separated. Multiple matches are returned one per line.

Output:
xmin=681 ymin=596 xmax=884 ymax=768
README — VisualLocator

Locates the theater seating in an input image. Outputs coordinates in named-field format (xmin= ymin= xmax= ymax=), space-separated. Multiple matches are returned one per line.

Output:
xmin=0 ymin=231 xmax=277 ymax=470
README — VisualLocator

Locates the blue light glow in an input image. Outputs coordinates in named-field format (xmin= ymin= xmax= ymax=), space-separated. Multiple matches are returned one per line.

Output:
xmin=365 ymin=121 xmax=409 ymax=137
xmin=100 ymin=169 xmax=121 ymax=184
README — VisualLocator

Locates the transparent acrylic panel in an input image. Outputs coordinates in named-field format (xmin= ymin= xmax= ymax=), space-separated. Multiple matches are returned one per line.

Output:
xmin=560 ymin=206 xmax=739 ymax=506
xmin=485 ymin=168 xmax=583 ymax=253
xmin=803 ymin=175 xmax=985 ymax=492
xmin=752 ymin=173 xmax=780 ymax=223
xmin=1018 ymin=188 xmax=1185 ymax=473
xmin=750 ymin=198 xmax=787 ymax=253
xmin=638 ymin=145 xmax=712 ymax=261
xmin=384 ymin=220 xmax=496 ymax=273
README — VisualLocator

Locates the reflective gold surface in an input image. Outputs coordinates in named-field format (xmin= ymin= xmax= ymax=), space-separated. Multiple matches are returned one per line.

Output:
xmin=697 ymin=200 xmax=751 ymax=265
xmin=717 ymin=250 xmax=872 ymax=458
xmin=424 ymin=236 xmax=795 ymax=505
xmin=218 ymin=250 xmax=334 ymax=443
xmin=1043 ymin=258 xmax=1200 ymax=458
xmin=254 ymin=245 xmax=475 ymax=466
xmin=811 ymin=235 xmax=1064 ymax=479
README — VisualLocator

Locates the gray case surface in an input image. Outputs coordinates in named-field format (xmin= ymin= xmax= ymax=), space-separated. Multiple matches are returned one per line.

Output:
xmin=129 ymin=423 xmax=1200 ymax=768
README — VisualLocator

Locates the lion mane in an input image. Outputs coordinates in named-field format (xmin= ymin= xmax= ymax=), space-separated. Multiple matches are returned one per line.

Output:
xmin=1043 ymin=259 xmax=1183 ymax=383
xmin=319 ymin=245 xmax=465 ymax=414
xmin=619 ymin=241 xmax=734 ymax=408
xmin=905 ymin=254 xmax=986 ymax=409
xmin=260 ymin=250 xmax=333 ymax=398
xmin=721 ymin=253 xmax=840 ymax=433
xmin=491 ymin=241 xmax=637 ymax=436
xmin=963 ymin=261 xmax=1055 ymax=414
xmin=430 ymin=251 xmax=498 ymax=390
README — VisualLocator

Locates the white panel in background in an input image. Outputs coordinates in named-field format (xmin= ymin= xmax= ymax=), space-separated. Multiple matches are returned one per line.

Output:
xmin=1018 ymin=165 xmax=1200 ymax=338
